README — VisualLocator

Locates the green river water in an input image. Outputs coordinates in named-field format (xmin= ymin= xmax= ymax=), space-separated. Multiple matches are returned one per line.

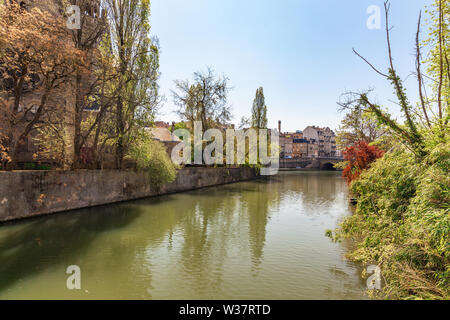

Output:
xmin=0 ymin=171 xmax=367 ymax=299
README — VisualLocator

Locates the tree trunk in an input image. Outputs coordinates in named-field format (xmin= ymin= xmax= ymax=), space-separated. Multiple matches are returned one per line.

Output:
xmin=116 ymin=96 xmax=125 ymax=169
xmin=72 ymin=73 xmax=83 ymax=169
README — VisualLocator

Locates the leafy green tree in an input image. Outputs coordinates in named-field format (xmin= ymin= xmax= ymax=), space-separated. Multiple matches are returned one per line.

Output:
xmin=335 ymin=140 xmax=449 ymax=299
xmin=104 ymin=0 xmax=161 ymax=169
xmin=423 ymin=0 xmax=449 ymax=126
xmin=128 ymin=131 xmax=177 ymax=188
xmin=251 ymin=87 xmax=268 ymax=129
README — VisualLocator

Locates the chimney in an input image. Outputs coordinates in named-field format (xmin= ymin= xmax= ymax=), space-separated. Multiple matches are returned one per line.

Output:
xmin=278 ymin=120 xmax=281 ymax=133
xmin=171 ymin=121 xmax=175 ymax=132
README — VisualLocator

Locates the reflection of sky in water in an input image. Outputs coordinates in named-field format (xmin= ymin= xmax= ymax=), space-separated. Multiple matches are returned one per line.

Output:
xmin=0 ymin=172 xmax=367 ymax=300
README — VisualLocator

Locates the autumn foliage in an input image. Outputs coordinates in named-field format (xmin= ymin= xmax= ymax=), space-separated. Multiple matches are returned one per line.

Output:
xmin=342 ymin=141 xmax=384 ymax=184
xmin=0 ymin=2 xmax=84 ymax=169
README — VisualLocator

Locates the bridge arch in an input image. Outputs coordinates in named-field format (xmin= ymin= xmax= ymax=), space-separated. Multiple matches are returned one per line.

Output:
xmin=320 ymin=162 xmax=336 ymax=171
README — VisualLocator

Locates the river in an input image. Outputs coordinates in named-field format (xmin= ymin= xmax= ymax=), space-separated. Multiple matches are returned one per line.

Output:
xmin=0 ymin=171 xmax=367 ymax=299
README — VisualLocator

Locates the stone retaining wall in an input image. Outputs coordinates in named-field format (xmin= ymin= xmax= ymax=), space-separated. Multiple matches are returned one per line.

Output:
xmin=0 ymin=167 xmax=258 ymax=222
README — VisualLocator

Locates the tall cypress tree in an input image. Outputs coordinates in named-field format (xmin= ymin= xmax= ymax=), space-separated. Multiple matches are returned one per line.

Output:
xmin=251 ymin=87 xmax=268 ymax=129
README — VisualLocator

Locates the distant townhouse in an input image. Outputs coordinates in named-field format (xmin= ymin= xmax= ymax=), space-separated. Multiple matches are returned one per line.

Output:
xmin=303 ymin=126 xmax=338 ymax=158
xmin=279 ymin=122 xmax=339 ymax=159
xmin=280 ymin=135 xmax=293 ymax=158
xmin=292 ymin=139 xmax=308 ymax=158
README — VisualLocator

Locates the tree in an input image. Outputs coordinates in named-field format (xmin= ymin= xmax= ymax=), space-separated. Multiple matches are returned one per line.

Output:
xmin=423 ymin=0 xmax=449 ymax=126
xmin=342 ymin=141 xmax=384 ymax=184
xmin=104 ymin=0 xmax=161 ymax=169
xmin=336 ymin=106 xmax=388 ymax=150
xmin=33 ymin=106 xmax=72 ymax=168
xmin=0 ymin=2 xmax=84 ymax=169
xmin=127 ymin=130 xmax=177 ymax=187
xmin=251 ymin=87 xmax=268 ymax=129
xmin=67 ymin=0 xmax=108 ymax=169
xmin=173 ymin=67 xmax=231 ymax=131
xmin=339 ymin=1 xmax=449 ymax=160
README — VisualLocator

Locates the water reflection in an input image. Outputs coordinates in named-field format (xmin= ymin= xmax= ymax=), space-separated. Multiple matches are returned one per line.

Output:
xmin=0 ymin=172 xmax=366 ymax=299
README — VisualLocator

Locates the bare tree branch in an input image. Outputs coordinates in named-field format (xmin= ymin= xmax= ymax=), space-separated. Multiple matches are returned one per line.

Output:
xmin=415 ymin=11 xmax=431 ymax=127
xmin=437 ymin=0 xmax=444 ymax=120
xmin=352 ymin=48 xmax=388 ymax=78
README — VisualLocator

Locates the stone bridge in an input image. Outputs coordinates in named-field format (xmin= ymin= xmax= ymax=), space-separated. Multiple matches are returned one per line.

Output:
xmin=279 ymin=157 xmax=343 ymax=170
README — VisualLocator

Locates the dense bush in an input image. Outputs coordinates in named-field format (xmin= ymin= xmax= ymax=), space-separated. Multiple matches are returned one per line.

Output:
xmin=335 ymin=139 xmax=449 ymax=299
xmin=128 ymin=133 xmax=178 ymax=188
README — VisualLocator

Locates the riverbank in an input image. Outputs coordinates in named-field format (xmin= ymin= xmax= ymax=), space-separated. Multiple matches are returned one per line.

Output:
xmin=0 ymin=167 xmax=259 ymax=223
xmin=334 ymin=142 xmax=449 ymax=300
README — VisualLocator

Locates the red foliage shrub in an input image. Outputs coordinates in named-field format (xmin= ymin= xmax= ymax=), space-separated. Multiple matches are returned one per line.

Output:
xmin=342 ymin=141 xmax=384 ymax=184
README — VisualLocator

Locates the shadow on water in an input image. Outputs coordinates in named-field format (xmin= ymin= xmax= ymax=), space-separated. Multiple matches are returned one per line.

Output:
xmin=0 ymin=204 xmax=142 ymax=292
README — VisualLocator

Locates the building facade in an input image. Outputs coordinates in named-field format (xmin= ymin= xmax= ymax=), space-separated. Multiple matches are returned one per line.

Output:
xmin=279 ymin=122 xmax=339 ymax=159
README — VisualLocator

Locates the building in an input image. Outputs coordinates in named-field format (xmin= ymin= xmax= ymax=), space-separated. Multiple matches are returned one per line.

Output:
xmin=307 ymin=140 xmax=319 ymax=158
xmin=279 ymin=122 xmax=339 ymax=159
xmin=280 ymin=135 xmax=293 ymax=158
xmin=292 ymin=131 xmax=303 ymax=139
xmin=150 ymin=121 xmax=182 ymax=157
xmin=303 ymin=126 xmax=338 ymax=158
xmin=292 ymin=139 xmax=308 ymax=158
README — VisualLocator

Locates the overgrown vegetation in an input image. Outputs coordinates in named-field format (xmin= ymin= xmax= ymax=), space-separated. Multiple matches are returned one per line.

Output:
xmin=128 ymin=132 xmax=178 ymax=188
xmin=337 ymin=141 xmax=449 ymax=299
xmin=0 ymin=1 xmax=176 ymax=187
xmin=332 ymin=0 xmax=449 ymax=300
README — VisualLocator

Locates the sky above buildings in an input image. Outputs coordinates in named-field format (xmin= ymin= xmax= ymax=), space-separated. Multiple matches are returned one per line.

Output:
xmin=151 ymin=0 xmax=433 ymax=132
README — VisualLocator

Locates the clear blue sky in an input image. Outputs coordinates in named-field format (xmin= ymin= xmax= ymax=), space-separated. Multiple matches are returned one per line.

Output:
xmin=151 ymin=0 xmax=432 ymax=132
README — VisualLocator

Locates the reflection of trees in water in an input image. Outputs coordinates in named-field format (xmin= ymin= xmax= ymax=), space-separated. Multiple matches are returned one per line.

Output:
xmin=177 ymin=194 xmax=239 ymax=293
xmin=243 ymin=180 xmax=279 ymax=269
xmin=0 ymin=172 xmax=349 ymax=298
xmin=162 ymin=181 xmax=278 ymax=294
xmin=120 ymin=173 xmax=348 ymax=297
xmin=0 ymin=183 xmax=274 ymax=297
